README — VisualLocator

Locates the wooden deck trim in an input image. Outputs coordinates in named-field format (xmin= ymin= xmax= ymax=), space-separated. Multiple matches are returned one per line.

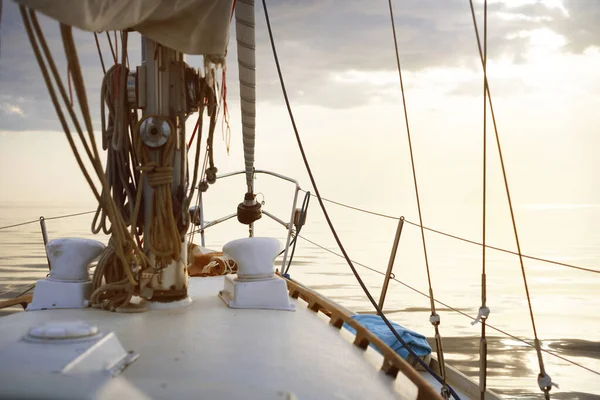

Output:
xmin=0 ymin=294 xmax=33 ymax=310
xmin=284 ymin=278 xmax=443 ymax=400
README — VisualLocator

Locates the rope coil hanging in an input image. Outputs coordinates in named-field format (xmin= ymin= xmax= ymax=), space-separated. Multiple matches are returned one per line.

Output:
xmin=20 ymin=7 xmax=147 ymax=312
xmin=136 ymin=115 xmax=182 ymax=267
xmin=92 ymin=60 xmax=141 ymax=237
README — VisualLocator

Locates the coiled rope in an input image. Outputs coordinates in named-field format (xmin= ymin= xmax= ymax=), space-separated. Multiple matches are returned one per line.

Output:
xmin=92 ymin=60 xmax=141 ymax=237
xmin=20 ymin=8 xmax=146 ymax=312
xmin=135 ymin=116 xmax=181 ymax=267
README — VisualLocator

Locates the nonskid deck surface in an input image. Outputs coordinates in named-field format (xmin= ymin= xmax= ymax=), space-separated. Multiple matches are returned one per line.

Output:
xmin=0 ymin=276 xmax=420 ymax=399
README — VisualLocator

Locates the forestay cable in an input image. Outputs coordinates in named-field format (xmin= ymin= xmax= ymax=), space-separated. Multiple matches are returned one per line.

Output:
xmin=262 ymin=1 xmax=459 ymax=398
xmin=236 ymin=0 xmax=257 ymax=194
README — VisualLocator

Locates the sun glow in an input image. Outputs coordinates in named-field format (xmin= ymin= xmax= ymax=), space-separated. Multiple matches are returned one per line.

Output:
xmin=491 ymin=0 xmax=568 ymax=16
xmin=508 ymin=28 xmax=567 ymax=54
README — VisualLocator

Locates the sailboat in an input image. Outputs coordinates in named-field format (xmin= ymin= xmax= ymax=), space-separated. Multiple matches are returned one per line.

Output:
xmin=1 ymin=0 xmax=591 ymax=399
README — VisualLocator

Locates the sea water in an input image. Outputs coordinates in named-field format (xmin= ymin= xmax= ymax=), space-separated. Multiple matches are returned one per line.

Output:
xmin=1 ymin=193 xmax=599 ymax=399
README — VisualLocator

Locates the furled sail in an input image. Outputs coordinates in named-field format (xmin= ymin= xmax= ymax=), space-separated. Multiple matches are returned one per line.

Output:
xmin=235 ymin=0 xmax=256 ymax=194
xmin=15 ymin=0 xmax=234 ymax=56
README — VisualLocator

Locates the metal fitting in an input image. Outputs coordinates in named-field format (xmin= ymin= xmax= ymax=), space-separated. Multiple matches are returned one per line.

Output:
xmin=127 ymin=72 xmax=137 ymax=107
xmin=237 ymin=192 xmax=262 ymax=225
xmin=139 ymin=116 xmax=171 ymax=148
xmin=206 ymin=167 xmax=218 ymax=184
xmin=538 ymin=373 xmax=558 ymax=391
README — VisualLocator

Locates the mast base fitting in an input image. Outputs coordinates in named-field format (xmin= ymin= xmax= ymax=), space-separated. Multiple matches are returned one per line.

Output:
xmin=237 ymin=193 xmax=262 ymax=225
xmin=149 ymin=288 xmax=188 ymax=302
xmin=206 ymin=167 xmax=218 ymax=184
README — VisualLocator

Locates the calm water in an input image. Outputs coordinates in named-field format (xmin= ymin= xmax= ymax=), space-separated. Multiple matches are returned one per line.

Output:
xmin=1 ymin=192 xmax=599 ymax=399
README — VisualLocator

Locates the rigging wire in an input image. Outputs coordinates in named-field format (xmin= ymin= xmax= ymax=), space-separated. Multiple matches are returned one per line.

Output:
xmin=297 ymin=234 xmax=600 ymax=378
xmin=261 ymin=1 xmax=459 ymax=398
xmin=93 ymin=32 xmax=106 ymax=74
xmin=0 ymin=211 xmax=95 ymax=231
xmin=105 ymin=31 xmax=117 ymax=65
xmin=298 ymin=190 xmax=600 ymax=275
xmin=386 ymin=0 xmax=449 ymax=395
xmin=282 ymin=190 xmax=311 ymax=276
xmin=1 ymin=196 xmax=597 ymax=274
xmin=467 ymin=0 xmax=554 ymax=396
xmin=478 ymin=1 xmax=490 ymax=398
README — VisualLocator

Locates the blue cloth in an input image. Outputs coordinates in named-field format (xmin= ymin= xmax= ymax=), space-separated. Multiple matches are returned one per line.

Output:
xmin=343 ymin=314 xmax=431 ymax=360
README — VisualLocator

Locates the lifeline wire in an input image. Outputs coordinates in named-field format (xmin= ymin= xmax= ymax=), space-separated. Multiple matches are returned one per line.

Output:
xmin=2 ymin=197 xmax=597 ymax=276
xmin=298 ymin=190 xmax=600 ymax=275
xmin=297 ymin=234 xmax=600 ymax=378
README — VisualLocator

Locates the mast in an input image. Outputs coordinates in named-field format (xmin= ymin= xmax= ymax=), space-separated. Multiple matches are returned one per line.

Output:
xmin=139 ymin=37 xmax=188 ymax=302
xmin=17 ymin=0 xmax=235 ymax=307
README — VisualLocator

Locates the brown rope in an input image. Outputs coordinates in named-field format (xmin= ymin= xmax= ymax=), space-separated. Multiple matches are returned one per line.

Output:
xmin=136 ymin=116 xmax=182 ymax=266
xmin=60 ymin=24 xmax=139 ymax=286
xmin=467 ymin=0 xmax=552 ymax=395
xmin=92 ymin=61 xmax=139 ymax=236
xmin=93 ymin=32 xmax=106 ymax=74
xmin=106 ymin=31 xmax=117 ymax=64
xmin=386 ymin=0 xmax=448 ymax=393
xmin=479 ymin=1 xmax=490 ymax=398
xmin=21 ymin=8 xmax=146 ymax=311
xmin=23 ymin=9 xmax=100 ymax=201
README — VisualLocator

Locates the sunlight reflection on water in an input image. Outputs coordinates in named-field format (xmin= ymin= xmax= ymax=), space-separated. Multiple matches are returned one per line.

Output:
xmin=1 ymin=199 xmax=599 ymax=398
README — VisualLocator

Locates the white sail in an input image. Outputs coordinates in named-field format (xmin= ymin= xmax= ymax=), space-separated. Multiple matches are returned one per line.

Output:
xmin=16 ymin=0 xmax=234 ymax=56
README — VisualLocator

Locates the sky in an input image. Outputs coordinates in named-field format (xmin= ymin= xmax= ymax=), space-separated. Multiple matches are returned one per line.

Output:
xmin=1 ymin=0 xmax=600 ymax=218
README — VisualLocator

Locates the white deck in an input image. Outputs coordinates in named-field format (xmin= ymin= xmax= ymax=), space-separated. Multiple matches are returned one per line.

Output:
xmin=0 ymin=276 xmax=424 ymax=399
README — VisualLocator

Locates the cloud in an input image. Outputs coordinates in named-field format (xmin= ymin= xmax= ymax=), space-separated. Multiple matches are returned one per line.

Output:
xmin=1 ymin=0 xmax=599 ymax=131
xmin=244 ymin=0 xmax=600 ymax=107
xmin=548 ymin=0 xmax=600 ymax=53
xmin=0 ymin=1 xmax=136 ymax=132
xmin=0 ymin=101 xmax=24 ymax=116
